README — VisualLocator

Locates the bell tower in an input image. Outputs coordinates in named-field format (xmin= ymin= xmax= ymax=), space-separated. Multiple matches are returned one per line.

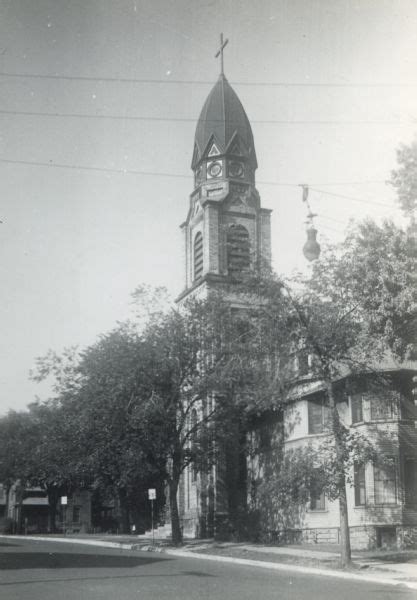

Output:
xmin=177 ymin=41 xmax=271 ymax=303
xmin=176 ymin=38 xmax=272 ymax=537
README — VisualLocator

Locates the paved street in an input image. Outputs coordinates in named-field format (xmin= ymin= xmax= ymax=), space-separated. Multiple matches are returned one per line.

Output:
xmin=0 ymin=538 xmax=415 ymax=600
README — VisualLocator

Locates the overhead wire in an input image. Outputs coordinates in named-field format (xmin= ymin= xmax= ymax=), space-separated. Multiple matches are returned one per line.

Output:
xmin=0 ymin=158 xmax=398 ymax=212
xmin=317 ymin=223 xmax=346 ymax=234
xmin=308 ymin=187 xmax=393 ymax=208
xmin=0 ymin=157 xmax=305 ymax=186
xmin=0 ymin=108 xmax=412 ymax=126
xmin=1 ymin=71 xmax=417 ymax=88
xmin=0 ymin=153 xmax=388 ymax=188
xmin=0 ymin=158 xmax=192 ymax=180
xmin=307 ymin=180 xmax=386 ymax=186
xmin=316 ymin=214 xmax=350 ymax=225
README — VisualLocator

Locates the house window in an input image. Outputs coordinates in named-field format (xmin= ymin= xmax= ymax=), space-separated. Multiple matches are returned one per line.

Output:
xmin=227 ymin=224 xmax=250 ymax=275
xmin=308 ymin=396 xmax=330 ymax=434
xmin=401 ymin=396 xmax=417 ymax=420
xmin=310 ymin=490 xmax=326 ymax=510
xmin=374 ymin=460 xmax=397 ymax=504
xmin=351 ymin=394 xmax=397 ymax=423
xmin=404 ymin=459 xmax=417 ymax=506
xmin=370 ymin=397 xmax=396 ymax=421
xmin=297 ymin=351 xmax=309 ymax=377
xmin=72 ymin=506 xmax=81 ymax=523
xmin=354 ymin=463 xmax=366 ymax=505
xmin=351 ymin=394 xmax=364 ymax=424
xmin=309 ymin=473 xmax=326 ymax=510
xmin=194 ymin=232 xmax=203 ymax=281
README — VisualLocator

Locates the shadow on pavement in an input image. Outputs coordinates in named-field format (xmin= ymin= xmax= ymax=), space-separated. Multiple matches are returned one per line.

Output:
xmin=0 ymin=552 xmax=167 ymax=570
xmin=1 ymin=571 xmax=216 ymax=588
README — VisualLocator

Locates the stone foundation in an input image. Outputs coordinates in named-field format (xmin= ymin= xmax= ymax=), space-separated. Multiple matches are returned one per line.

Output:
xmin=296 ymin=525 xmax=417 ymax=550
xmin=398 ymin=526 xmax=417 ymax=548
xmin=349 ymin=525 xmax=377 ymax=550
xmin=179 ymin=515 xmax=417 ymax=550
xmin=301 ymin=527 xmax=340 ymax=545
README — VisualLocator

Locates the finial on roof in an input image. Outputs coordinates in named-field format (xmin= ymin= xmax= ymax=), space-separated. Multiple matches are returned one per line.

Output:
xmin=215 ymin=33 xmax=229 ymax=76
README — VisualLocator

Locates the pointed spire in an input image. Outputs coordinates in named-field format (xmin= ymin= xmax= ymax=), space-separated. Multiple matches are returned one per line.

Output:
xmin=192 ymin=75 xmax=257 ymax=170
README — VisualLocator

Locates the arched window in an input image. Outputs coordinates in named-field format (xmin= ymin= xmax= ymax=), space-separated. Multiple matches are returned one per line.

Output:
xmin=193 ymin=232 xmax=203 ymax=281
xmin=227 ymin=224 xmax=250 ymax=275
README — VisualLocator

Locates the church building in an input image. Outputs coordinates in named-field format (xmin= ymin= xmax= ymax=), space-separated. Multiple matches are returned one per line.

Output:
xmin=173 ymin=44 xmax=417 ymax=549
xmin=174 ymin=39 xmax=274 ymax=537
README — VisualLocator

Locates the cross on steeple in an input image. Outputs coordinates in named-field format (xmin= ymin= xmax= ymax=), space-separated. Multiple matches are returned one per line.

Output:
xmin=215 ymin=33 xmax=229 ymax=76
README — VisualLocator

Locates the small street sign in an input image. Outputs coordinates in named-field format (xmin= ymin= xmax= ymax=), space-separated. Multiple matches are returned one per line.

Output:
xmin=61 ymin=496 xmax=68 ymax=505
xmin=148 ymin=489 xmax=156 ymax=544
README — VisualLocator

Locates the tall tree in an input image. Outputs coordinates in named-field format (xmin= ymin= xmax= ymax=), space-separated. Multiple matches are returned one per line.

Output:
xmin=248 ymin=218 xmax=416 ymax=567
xmin=391 ymin=138 xmax=417 ymax=221
xmin=133 ymin=287 xmax=285 ymax=545
xmin=24 ymin=400 xmax=84 ymax=531
xmin=33 ymin=327 xmax=165 ymax=534
xmin=0 ymin=410 xmax=34 ymax=519
xmin=312 ymin=220 xmax=417 ymax=361
xmin=0 ymin=401 xmax=81 ymax=532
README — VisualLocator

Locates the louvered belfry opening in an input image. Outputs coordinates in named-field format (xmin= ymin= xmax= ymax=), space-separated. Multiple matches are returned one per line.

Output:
xmin=227 ymin=224 xmax=250 ymax=275
xmin=194 ymin=232 xmax=204 ymax=281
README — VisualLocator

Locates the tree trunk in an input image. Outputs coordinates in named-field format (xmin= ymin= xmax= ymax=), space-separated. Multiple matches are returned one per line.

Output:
xmin=338 ymin=478 xmax=352 ymax=567
xmin=326 ymin=381 xmax=352 ymax=568
xmin=4 ymin=484 xmax=10 ymax=517
xmin=46 ymin=488 xmax=60 ymax=533
xmin=49 ymin=498 xmax=57 ymax=533
xmin=118 ymin=488 xmax=130 ymax=534
xmin=169 ymin=478 xmax=182 ymax=545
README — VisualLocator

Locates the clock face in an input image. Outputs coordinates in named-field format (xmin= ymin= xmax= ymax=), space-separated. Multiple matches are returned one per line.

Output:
xmin=229 ymin=161 xmax=244 ymax=178
xmin=207 ymin=161 xmax=222 ymax=178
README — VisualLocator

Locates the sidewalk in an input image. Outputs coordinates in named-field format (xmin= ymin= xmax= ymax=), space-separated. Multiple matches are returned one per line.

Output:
xmin=2 ymin=533 xmax=417 ymax=590
xmin=125 ymin=535 xmax=417 ymax=585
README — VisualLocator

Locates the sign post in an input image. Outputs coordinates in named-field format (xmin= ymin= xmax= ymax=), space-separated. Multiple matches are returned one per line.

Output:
xmin=61 ymin=496 xmax=68 ymax=536
xmin=148 ymin=489 xmax=156 ymax=545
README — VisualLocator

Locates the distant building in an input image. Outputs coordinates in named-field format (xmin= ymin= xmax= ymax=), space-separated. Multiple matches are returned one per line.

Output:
xmin=3 ymin=483 xmax=92 ymax=534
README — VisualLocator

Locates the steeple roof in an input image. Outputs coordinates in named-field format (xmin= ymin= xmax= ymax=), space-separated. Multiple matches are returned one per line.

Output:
xmin=192 ymin=74 xmax=257 ymax=169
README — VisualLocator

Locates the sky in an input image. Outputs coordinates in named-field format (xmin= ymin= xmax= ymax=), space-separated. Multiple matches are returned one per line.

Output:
xmin=1 ymin=0 xmax=416 ymax=414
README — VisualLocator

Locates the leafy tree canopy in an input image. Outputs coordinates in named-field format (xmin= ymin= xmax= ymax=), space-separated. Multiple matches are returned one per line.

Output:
xmin=391 ymin=138 xmax=417 ymax=219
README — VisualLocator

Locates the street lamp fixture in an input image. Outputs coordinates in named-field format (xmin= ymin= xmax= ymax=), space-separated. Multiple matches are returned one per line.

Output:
xmin=301 ymin=184 xmax=321 ymax=261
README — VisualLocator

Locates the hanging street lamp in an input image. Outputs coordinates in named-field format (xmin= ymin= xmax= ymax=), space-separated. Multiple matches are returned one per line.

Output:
xmin=301 ymin=185 xmax=321 ymax=261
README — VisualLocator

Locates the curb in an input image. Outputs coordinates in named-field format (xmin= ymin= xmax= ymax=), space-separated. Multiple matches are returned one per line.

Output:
xmin=164 ymin=548 xmax=417 ymax=590
xmin=0 ymin=535 xmax=165 ymax=553
xmin=1 ymin=535 xmax=416 ymax=590
xmin=1 ymin=535 xmax=140 ymax=552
